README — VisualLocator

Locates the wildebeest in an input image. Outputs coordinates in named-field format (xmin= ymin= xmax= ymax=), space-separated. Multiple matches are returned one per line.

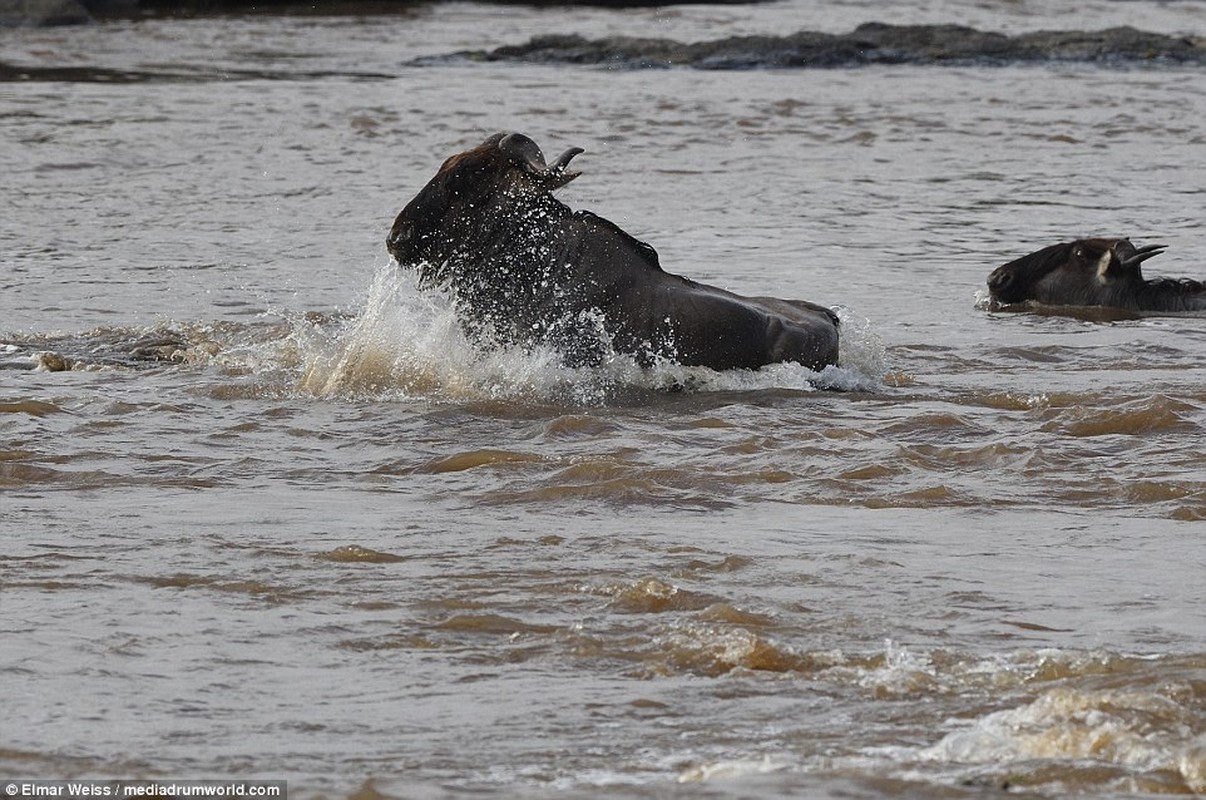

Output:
xmin=386 ymin=132 xmax=839 ymax=371
xmin=987 ymin=237 xmax=1206 ymax=313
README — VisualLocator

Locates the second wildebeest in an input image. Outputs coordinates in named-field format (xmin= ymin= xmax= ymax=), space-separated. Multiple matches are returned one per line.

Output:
xmin=386 ymin=132 xmax=840 ymax=372
xmin=987 ymin=237 xmax=1206 ymax=313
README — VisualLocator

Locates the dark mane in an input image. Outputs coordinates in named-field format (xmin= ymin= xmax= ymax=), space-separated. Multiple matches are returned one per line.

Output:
xmin=1143 ymin=277 xmax=1206 ymax=295
xmin=1135 ymin=277 xmax=1206 ymax=312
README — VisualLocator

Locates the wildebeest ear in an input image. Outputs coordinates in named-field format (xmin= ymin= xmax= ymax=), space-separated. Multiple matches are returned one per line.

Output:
xmin=498 ymin=133 xmax=548 ymax=173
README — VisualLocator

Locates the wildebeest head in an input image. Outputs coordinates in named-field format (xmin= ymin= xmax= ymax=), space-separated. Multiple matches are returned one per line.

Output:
xmin=986 ymin=237 xmax=1167 ymax=308
xmin=386 ymin=132 xmax=584 ymax=274
xmin=384 ymin=132 xmax=597 ymax=353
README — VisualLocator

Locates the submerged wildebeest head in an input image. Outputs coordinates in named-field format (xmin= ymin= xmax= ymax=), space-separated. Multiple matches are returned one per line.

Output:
xmin=986 ymin=237 xmax=1206 ymax=313
xmin=386 ymin=132 xmax=839 ymax=372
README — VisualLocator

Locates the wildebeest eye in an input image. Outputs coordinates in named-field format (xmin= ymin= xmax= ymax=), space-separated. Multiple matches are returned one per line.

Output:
xmin=1073 ymin=246 xmax=1085 ymax=259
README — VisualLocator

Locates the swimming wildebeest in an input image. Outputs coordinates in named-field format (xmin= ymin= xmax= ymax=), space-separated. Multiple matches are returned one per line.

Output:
xmin=386 ymin=132 xmax=839 ymax=371
xmin=987 ymin=237 xmax=1206 ymax=313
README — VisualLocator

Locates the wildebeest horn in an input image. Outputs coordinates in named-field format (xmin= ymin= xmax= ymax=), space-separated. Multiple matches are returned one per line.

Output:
xmin=544 ymin=146 xmax=585 ymax=188
xmin=1121 ymin=243 xmax=1167 ymax=269
xmin=550 ymin=147 xmax=585 ymax=173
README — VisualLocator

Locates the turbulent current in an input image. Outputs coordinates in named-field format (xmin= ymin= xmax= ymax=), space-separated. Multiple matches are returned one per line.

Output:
xmin=3 ymin=0 xmax=1206 ymax=797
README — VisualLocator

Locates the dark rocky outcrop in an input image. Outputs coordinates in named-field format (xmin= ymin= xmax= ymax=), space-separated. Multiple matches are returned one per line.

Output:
xmin=1 ymin=0 xmax=93 ymax=26
xmin=1 ymin=0 xmax=147 ymax=25
xmin=446 ymin=23 xmax=1206 ymax=69
xmin=0 ymin=0 xmax=760 ymax=26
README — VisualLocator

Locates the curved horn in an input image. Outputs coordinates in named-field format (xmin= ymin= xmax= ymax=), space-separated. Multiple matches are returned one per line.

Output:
xmin=498 ymin=132 xmax=548 ymax=175
xmin=550 ymin=147 xmax=584 ymax=173
xmin=545 ymin=146 xmax=585 ymax=189
xmin=1121 ymin=243 xmax=1167 ymax=269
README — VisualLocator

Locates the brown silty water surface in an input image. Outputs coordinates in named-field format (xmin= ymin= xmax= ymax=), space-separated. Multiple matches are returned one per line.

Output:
xmin=2 ymin=1 xmax=1206 ymax=796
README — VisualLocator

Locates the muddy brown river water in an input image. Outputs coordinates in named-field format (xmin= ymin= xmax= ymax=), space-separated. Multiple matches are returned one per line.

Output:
xmin=3 ymin=1 xmax=1206 ymax=796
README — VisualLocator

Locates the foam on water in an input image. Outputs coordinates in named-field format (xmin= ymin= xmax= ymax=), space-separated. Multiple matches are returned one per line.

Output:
xmin=292 ymin=262 xmax=885 ymax=404
xmin=917 ymin=685 xmax=1206 ymax=792
xmin=826 ymin=646 xmax=1206 ymax=794
xmin=678 ymin=755 xmax=788 ymax=783
xmin=972 ymin=288 xmax=996 ymax=311
xmin=928 ymin=687 xmax=1189 ymax=759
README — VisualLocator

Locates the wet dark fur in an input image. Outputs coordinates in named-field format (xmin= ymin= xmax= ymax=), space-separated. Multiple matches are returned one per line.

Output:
xmin=987 ymin=237 xmax=1206 ymax=313
xmin=386 ymin=132 xmax=839 ymax=371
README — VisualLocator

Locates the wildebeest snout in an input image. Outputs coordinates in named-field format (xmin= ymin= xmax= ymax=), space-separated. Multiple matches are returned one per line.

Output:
xmin=986 ymin=265 xmax=1020 ymax=303
xmin=386 ymin=219 xmax=413 ymax=261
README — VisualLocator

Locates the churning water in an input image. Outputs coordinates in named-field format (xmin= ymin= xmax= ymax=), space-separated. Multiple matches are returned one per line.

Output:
xmin=3 ymin=1 xmax=1206 ymax=796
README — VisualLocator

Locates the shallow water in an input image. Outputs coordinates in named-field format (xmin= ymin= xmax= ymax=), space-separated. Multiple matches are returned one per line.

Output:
xmin=3 ymin=1 xmax=1206 ymax=797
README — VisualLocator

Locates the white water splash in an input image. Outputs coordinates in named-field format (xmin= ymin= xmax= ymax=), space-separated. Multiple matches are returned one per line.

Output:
xmin=293 ymin=262 xmax=885 ymax=404
xmin=678 ymin=754 xmax=789 ymax=783
xmin=918 ymin=686 xmax=1206 ymax=789
xmin=972 ymin=288 xmax=998 ymax=311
